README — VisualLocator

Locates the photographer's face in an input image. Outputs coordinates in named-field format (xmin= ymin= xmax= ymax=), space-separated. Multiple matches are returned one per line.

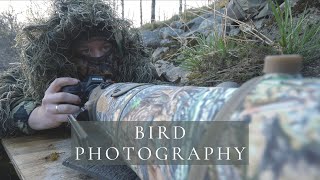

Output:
xmin=74 ymin=37 xmax=112 ymax=58
xmin=72 ymin=37 xmax=115 ymax=80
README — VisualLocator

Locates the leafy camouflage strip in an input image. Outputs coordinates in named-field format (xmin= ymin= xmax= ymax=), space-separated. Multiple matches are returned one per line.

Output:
xmin=91 ymin=83 xmax=236 ymax=179
xmin=190 ymin=74 xmax=320 ymax=180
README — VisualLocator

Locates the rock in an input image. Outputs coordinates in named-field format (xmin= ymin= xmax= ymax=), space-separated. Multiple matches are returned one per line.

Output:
xmin=205 ymin=28 xmax=224 ymax=43
xmin=152 ymin=47 xmax=169 ymax=62
xmin=206 ymin=32 xmax=216 ymax=43
xmin=155 ymin=60 xmax=170 ymax=73
xmin=202 ymin=23 xmax=223 ymax=37
xmin=186 ymin=13 xmax=214 ymax=31
xmin=229 ymin=27 xmax=240 ymax=36
xmin=254 ymin=3 xmax=272 ymax=19
xmin=185 ymin=9 xmax=226 ymax=31
xmin=226 ymin=0 xmax=246 ymax=21
xmin=159 ymin=27 xmax=184 ymax=39
xmin=180 ymin=20 xmax=223 ymax=43
xmin=239 ymin=23 xmax=255 ymax=33
xmin=226 ymin=0 xmax=274 ymax=20
xmin=216 ymin=81 xmax=240 ymax=88
xmin=170 ymin=21 xmax=184 ymax=29
xmin=160 ymin=39 xmax=180 ymax=47
xmin=254 ymin=18 xmax=266 ymax=30
xmin=176 ymin=54 xmax=185 ymax=61
xmin=180 ymin=14 xmax=223 ymax=40
xmin=180 ymin=30 xmax=197 ymax=38
xmin=177 ymin=30 xmax=198 ymax=47
xmin=198 ymin=16 xmax=222 ymax=30
xmin=155 ymin=60 xmax=190 ymax=84
xmin=140 ymin=30 xmax=161 ymax=48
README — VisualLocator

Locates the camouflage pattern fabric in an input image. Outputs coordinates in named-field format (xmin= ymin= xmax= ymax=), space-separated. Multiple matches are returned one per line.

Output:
xmin=0 ymin=67 xmax=38 ymax=137
xmin=93 ymin=83 xmax=236 ymax=123
xmin=88 ymin=83 xmax=237 ymax=179
xmin=190 ymin=74 xmax=320 ymax=180
xmin=87 ymin=74 xmax=320 ymax=180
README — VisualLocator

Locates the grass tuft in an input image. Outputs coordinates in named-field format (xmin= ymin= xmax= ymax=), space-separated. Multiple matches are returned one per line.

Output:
xmin=269 ymin=0 xmax=320 ymax=61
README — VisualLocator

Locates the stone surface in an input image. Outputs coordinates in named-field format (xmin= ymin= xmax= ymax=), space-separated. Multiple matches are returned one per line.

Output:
xmin=170 ymin=21 xmax=184 ymax=29
xmin=186 ymin=13 xmax=214 ymax=31
xmin=155 ymin=60 xmax=190 ymax=84
xmin=229 ymin=26 xmax=241 ymax=36
xmin=254 ymin=18 xmax=266 ymax=29
xmin=179 ymin=14 xmax=224 ymax=39
xmin=159 ymin=39 xmax=180 ymax=47
xmin=159 ymin=27 xmax=184 ymax=39
xmin=151 ymin=47 xmax=169 ymax=61
xmin=198 ymin=16 xmax=222 ymax=30
xmin=140 ymin=30 xmax=161 ymax=48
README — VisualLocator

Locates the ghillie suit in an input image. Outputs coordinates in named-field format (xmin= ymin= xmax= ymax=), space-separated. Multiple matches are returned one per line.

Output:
xmin=0 ymin=0 xmax=157 ymax=137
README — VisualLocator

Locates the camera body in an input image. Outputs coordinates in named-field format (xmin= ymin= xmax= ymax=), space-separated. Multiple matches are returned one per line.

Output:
xmin=61 ymin=75 xmax=106 ymax=104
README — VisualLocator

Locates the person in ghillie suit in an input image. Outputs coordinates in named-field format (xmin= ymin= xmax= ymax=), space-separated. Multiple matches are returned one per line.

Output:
xmin=0 ymin=0 xmax=157 ymax=137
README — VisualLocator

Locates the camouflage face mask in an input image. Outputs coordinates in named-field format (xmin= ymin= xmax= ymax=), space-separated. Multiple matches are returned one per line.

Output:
xmin=74 ymin=49 xmax=115 ymax=80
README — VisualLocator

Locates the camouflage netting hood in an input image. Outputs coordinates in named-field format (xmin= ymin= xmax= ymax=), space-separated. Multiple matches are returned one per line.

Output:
xmin=17 ymin=0 xmax=155 ymax=103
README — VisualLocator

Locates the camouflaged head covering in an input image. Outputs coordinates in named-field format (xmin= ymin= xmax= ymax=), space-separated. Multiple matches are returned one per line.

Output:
xmin=18 ymin=0 xmax=155 ymax=102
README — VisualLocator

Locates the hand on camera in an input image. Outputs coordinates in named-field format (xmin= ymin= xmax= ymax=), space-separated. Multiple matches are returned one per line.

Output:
xmin=28 ymin=77 xmax=81 ymax=130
